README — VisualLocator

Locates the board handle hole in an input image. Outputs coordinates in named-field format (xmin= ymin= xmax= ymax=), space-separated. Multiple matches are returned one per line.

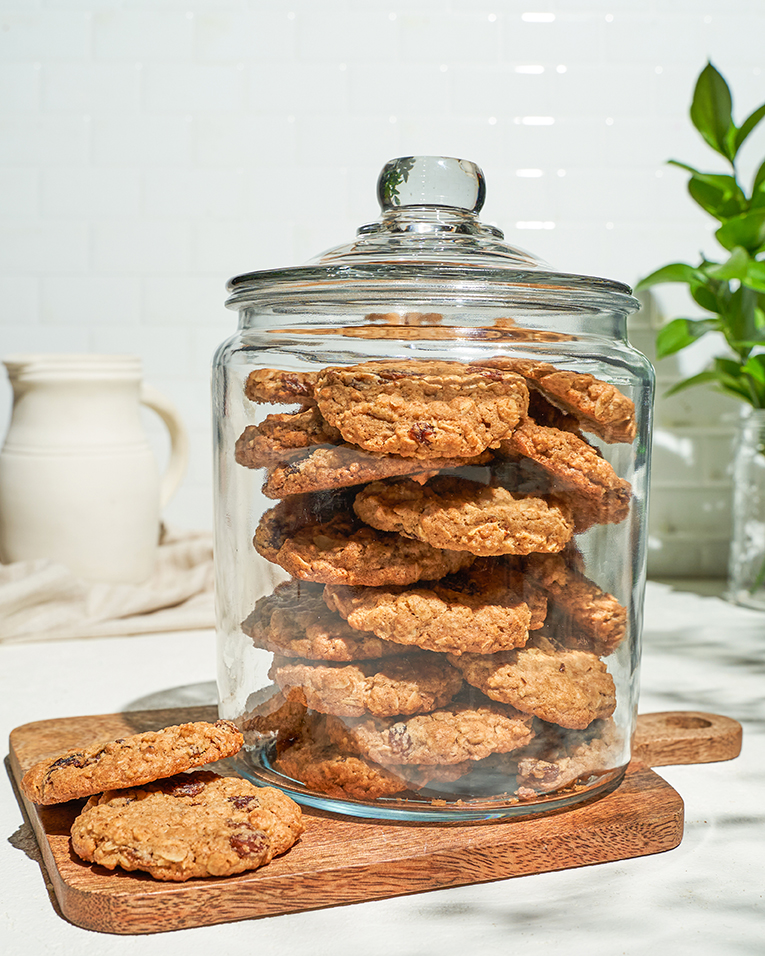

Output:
xmin=664 ymin=715 xmax=712 ymax=730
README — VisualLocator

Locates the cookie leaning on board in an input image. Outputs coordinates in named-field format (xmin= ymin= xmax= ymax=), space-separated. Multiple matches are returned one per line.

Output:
xmin=237 ymin=357 xmax=635 ymax=800
xmin=20 ymin=720 xmax=305 ymax=882
xmin=21 ymin=719 xmax=244 ymax=805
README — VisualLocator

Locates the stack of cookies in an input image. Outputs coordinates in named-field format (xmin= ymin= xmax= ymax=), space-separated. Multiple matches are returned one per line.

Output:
xmin=235 ymin=356 xmax=636 ymax=803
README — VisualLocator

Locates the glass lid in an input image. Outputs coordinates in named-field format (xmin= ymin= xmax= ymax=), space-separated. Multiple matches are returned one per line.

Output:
xmin=226 ymin=156 xmax=638 ymax=315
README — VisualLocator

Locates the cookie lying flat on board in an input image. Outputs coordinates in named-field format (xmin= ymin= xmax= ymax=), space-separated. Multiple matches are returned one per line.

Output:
xmin=21 ymin=720 xmax=244 ymax=805
xmin=70 ymin=771 xmax=303 ymax=882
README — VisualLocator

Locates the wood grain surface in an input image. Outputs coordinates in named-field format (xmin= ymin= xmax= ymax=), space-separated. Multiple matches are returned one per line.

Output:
xmin=633 ymin=711 xmax=742 ymax=767
xmin=6 ymin=705 xmax=741 ymax=936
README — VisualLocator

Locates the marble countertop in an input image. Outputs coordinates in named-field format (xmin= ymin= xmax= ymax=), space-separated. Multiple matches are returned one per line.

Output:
xmin=2 ymin=580 xmax=763 ymax=956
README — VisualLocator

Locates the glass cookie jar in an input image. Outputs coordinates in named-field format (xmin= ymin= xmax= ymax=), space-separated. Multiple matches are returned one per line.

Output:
xmin=213 ymin=156 xmax=654 ymax=822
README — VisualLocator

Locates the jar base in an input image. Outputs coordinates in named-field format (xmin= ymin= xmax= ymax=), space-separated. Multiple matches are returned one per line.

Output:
xmin=233 ymin=743 xmax=627 ymax=823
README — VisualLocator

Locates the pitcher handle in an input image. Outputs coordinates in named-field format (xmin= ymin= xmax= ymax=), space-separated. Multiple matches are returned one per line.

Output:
xmin=140 ymin=383 xmax=189 ymax=509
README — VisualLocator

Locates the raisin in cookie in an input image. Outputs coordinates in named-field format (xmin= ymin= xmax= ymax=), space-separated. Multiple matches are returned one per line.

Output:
xmin=70 ymin=771 xmax=303 ymax=881
xmin=315 ymin=359 xmax=529 ymax=459
xmin=324 ymin=560 xmax=547 ymax=656
xmin=21 ymin=720 xmax=244 ymax=806
xmin=354 ymin=476 xmax=574 ymax=556
xmin=268 ymin=651 xmax=463 ymax=718
xmin=447 ymin=635 xmax=616 ymax=730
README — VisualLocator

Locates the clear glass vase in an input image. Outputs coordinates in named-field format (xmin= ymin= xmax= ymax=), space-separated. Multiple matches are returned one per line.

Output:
xmin=727 ymin=408 xmax=765 ymax=610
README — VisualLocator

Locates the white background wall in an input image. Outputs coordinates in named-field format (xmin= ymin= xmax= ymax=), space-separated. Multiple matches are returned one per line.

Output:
xmin=2 ymin=0 xmax=764 ymax=574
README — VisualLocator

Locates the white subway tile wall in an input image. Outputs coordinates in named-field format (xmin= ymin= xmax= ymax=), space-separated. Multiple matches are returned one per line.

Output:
xmin=2 ymin=0 xmax=764 ymax=575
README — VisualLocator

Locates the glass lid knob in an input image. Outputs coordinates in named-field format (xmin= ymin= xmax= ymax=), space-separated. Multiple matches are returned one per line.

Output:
xmin=377 ymin=156 xmax=486 ymax=213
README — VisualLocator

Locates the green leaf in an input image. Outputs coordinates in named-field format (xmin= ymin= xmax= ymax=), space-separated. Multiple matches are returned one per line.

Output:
xmin=688 ymin=176 xmax=748 ymax=220
xmin=742 ymin=353 xmax=765 ymax=385
xmin=655 ymin=317 xmax=720 ymax=358
xmin=715 ymin=208 xmax=765 ymax=253
xmin=704 ymin=246 xmax=751 ymax=280
xmin=734 ymin=102 xmax=765 ymax=156
xmin=751 ymin=162 xmax=765 ymax=210
xmin=727 ymin=339 xmax=765 ymax=351
xmin=753 ymin=159 xmax=765 ymax=197
xmin=689 ymin=278 xmax=722 ymax=312
xmin=635 ymin=262 xmax=705 ymax=290
xmin=668 ymin=162 xmax=744 ymax=195
xmin=741 ymin=260 xmax=765 ymax=293
xmin=690 ymin=62 xmax=736 ymax=161
xmin=667 ymin=160 xmax=704 ymax=177
xmin=741 ymin=358 xmax=765 ymax=407
xmin=668 ymin=162 xmax=748 ymax=220
xmin=664 ymin=358 xmax=764 ymax=406
xmin=720 ymin=286 xmax=760 ymax=356
xmin=719 ymin=380 xmax=761 ymax=403
xmin=664 ymin=370 xmax=724 ymax=396
xmin=715 ymin=355 xmax=746 ymax=378
xmin=713 ymin=357 xmax=760 ymax=401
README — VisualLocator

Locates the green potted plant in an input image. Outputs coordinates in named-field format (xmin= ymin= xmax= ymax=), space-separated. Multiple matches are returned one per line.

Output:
xmin=636 ymin=62 xmax=765 ymax=607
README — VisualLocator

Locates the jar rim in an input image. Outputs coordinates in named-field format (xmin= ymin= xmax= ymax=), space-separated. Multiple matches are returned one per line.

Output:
xmin=225 ymin=263 xmax=638 ymax=316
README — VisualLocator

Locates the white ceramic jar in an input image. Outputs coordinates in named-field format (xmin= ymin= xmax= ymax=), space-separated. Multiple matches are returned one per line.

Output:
xmin=0 ymin=354 xmax=188 ymax=584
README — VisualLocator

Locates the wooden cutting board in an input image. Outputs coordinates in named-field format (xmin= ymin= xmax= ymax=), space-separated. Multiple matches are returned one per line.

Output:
xmin=7 ymin=705 xmax=742 ymax=936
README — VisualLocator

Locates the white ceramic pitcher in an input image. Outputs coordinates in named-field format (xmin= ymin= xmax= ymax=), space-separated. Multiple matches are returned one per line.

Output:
xmin=0 ymin=354 xmax=189 ymax=584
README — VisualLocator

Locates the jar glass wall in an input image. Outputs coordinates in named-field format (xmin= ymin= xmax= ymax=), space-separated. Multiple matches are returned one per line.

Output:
xmin=212 ymin=158 xmax=653 ymax=821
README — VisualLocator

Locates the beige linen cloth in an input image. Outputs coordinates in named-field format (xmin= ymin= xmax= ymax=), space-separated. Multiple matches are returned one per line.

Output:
xmin=0 ymin=528 xmax=214 ymax=643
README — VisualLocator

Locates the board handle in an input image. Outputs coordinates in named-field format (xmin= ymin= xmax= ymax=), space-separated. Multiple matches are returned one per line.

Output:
xmin=633 ymin=711 xmax=742 ymax=767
